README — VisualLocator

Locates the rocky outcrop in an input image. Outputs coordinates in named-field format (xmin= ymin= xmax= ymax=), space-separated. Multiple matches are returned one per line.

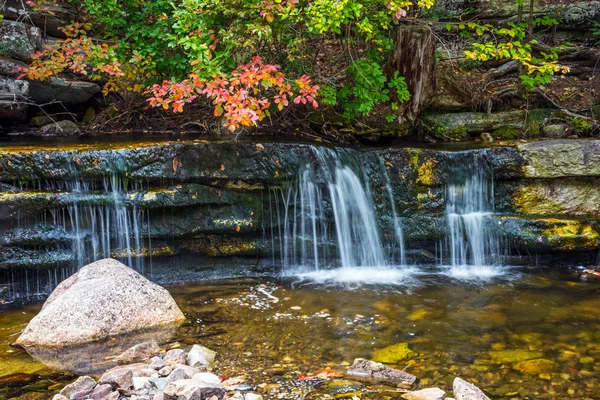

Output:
xmin=0 ymin=20 xmax=42 ymax=63
xmin=0 ymin=140 xmax=599 ymax=275
xmin=0 ymin=0 xmax=78 ymax=38
xmin=28 ymin=78 xmax=101 ymax=105
xmin=453 ymin=377 xmax=490 ymax=400
xmin=15 ymin=258 xmax=185 ymax=348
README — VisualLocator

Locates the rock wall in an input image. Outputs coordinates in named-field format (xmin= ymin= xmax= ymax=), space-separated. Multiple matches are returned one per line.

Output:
xmin=0 ymin=139 xmax=598 ymax=282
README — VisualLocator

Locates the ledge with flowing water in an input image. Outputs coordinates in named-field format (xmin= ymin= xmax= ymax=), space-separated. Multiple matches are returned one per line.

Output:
xmin=1 ymin=139 xmax=599 ymax=298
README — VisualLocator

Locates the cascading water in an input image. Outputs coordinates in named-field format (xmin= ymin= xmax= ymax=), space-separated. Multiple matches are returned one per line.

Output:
xmin=440 ymin=151 xmax=503 ymax=277
xmin=274 ymin=147 xmax=408 ymax=279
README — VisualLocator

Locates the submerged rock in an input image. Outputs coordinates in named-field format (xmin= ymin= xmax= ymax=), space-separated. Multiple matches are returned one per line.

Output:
xmin=372 ymin=342 xmax=418 ymax=364
xmin=513 ymin=358 xmax=558 ymax=375
xmin=114 ymin=341 xmax=161 ymax=364
xmin=453 ymin=377 xmax=489 ymax=400
xmin=346 ymin=358 xmax=417 ymax=386
xmin=15 ymin=258 xmax=186 ymax=348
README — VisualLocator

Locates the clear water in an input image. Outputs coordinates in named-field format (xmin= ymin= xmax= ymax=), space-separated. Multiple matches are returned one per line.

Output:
xmin=2 ymin=268 xmax=600 ymax=399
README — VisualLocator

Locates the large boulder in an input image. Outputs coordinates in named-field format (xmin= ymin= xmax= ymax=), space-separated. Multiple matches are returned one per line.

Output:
xmin=0 ymin=20 xmax=42 ymax=62
xmin=28 ymin=77 xmax=101 ymax=105
xmin=15 ymin=258 xmax=186 ymax=348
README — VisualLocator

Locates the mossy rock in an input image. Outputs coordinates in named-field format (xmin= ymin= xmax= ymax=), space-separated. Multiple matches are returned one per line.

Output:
xmin=372 ymin=342 xmax=418 ymax=364
xmin=492 ymin=127 xmax=520 ymax=140
xmin=514 ymin=359 xmax=558 ymax=375
xmin=488 ymin=349 xmax=543 ymax=364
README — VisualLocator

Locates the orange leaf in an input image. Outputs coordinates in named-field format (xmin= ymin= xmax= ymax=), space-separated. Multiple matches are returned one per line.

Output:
xmin=173 ymin=156 xmax=182 ymax=173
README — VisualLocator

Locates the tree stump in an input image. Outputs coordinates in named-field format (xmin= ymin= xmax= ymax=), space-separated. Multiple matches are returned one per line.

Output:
xmin=387 ymin=24 xmax=436 ymax=125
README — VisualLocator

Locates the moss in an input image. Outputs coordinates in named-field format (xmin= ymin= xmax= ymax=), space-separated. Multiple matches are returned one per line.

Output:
xmin=571 ymin=118 xmax=595 ymax=136
xmin=493 ymin=127 xmax=520 ymax=139
xmin=514 ymin=359 xmax=557 ymax=375
xmin=416 ymin=160 xmax=436 ymax=186
xmin=539 ymin=221 xmax=600 ymax=251
xmin=488 ymin=349 xmax=543 ymax=364
xmin=372 ymin=343 xmax=418 ymax=364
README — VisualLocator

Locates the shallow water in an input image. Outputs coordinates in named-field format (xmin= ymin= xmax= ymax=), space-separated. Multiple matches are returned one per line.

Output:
xmin=2 ymin=266 xmax=600 ymax=399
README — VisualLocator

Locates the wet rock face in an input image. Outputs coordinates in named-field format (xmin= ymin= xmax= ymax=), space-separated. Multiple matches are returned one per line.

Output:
xmin=0 ymin=140 xmax=599 ymax=276
xmin=15 ymin=258 xmax=186 ymax=348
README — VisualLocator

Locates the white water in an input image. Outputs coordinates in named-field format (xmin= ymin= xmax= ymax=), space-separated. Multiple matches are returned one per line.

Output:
xmin=276 ymin=148 xmax=406 ymax=275
xmin=441 ymin=152 xmax=503 ymax=277
xmin=294 ymin=266 xmax=422 ymax=288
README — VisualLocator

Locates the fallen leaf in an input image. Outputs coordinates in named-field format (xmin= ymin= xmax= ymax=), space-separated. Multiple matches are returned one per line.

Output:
xmin=45 ymin=154 xmax=50 ymax=160
xmin=235 ymin=225 xmax=241 ymax=232
xmin=256 ymin=143 xmax=264 ymax=151
xmin=172 ymin=156 xmax=182 ymax=173
xmin=385 ymin=161 xmax=393 ymax=167
xmin=220 ymin=164 xmax=225 ymax=171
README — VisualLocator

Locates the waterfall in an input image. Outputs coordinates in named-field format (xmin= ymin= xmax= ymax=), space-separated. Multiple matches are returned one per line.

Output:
xmin=276 ymin=147 xmax=405 ymax=273
xmin=441 ymin=151 xmax=502 ymax=272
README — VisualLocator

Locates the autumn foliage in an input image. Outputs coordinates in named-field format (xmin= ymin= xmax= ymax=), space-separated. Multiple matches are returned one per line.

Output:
xmin=147 ymin=56 xmax=319 ymax=131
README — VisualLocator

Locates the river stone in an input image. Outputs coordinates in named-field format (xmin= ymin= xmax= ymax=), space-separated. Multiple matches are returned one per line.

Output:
xmin=173 ymin=364 xmax=201 ymax=378
xmin=162 ymin=379 xmax=225 ymax=400
xmin=513 ymin=358 xmax=558 ymax=375
xmin=164 ymin=349 xmax=188 ymax=366
xmin=542 ymin=124 xmax=569 ymax=139
xmin=245 ymin=394 xmax=263 ymax=400
xmin=346 ymin=358 xmax=417 ymax=386
xmin=114 ymin=341 xmax=161 ymax=364
xmin=453 ymin=378 xmax=490 ymax=400
xmin=15 ymin=258 xmax=186 ymax=348
xmin=187 ymin=344 xmax=216 ymax=369
xmin=87 ymin=383 xmax=113 ymax=400
xmin=98 ymin=367 xmax=133 ymax=390
xmin=159 ymin=366 xmax=173 ymax=377
xmin=39 ymin=120 xmax=81 ymax=136
xmin=51 ymin=395 xmax=67 ymax=400
xmin=150 ymin=356 xmax=167 ymax=370
xmin=167 ymin=367 xmax=187 ymax=383
xmin=403 ymin=388 xmax=446 ymax=400
xmin=372 ymin=342 xmax=418 ymax=363
xmin=59 ymin=376 xmax=96 ymax=398
xmin=28 ymin=77 xmax=101 ymax=105
xmin=192 ymin=372 xmax=221 ymax=386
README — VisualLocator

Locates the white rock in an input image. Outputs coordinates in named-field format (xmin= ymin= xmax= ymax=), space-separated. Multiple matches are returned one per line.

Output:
xmin=173 ymin=364 xmax=200 ymax=378
xmin=162 ymin=380 xmax=225 ymax=400
xmin=163 ymin=349 xmax=187 ymax=366
xmin=149 ymin=356 xmax=167 ymax=370
xmin=187 ymin=344 xmax=216 ymax=369
xmin=133 ymin=376 xmax=152 ymax=391
xmin=245 ymin=394 xmax=263 ymax=400
xmin=403 ymin=387 xmax=446 ymax=400
xmin=191 ymin=372 xmax=221 ymax=386
xmin=453 ymin=378 xmax=490 ymax=400
xmin=15 ymin=259 xmax=186 ymax=348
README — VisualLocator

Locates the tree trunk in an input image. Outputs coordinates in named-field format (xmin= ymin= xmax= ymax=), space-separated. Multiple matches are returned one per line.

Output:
xmin=387 ymin=24 xmax=436 ymax=125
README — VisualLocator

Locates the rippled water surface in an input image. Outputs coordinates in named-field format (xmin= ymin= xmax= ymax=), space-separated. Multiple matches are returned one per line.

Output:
xmin=2 ymin=266 xmax=600 ymax=399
